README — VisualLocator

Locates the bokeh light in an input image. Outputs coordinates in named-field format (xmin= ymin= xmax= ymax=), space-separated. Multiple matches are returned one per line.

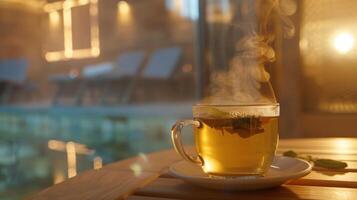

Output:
xmin=334 ymin=32 xmax=354 ymax=54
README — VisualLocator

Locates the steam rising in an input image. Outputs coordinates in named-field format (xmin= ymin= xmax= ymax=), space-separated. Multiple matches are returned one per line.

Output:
xmin=201 ymin=0 xmax=295 ymax=105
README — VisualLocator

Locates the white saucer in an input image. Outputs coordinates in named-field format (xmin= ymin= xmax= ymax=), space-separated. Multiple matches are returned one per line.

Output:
xmin=169 ymin=156 xmax=312 ymax=191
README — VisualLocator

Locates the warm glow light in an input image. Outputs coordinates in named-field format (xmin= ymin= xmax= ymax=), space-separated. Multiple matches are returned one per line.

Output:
xmin=319 ymin=102 xmax=357 ymax=113
xmin=335 ymin=138 xmax=353 ymax=154
xmin=66 ymin=142 xmax=77 ymax=178
xmin=44 ymin=1 xmax=63 ymax=12
xmin=1 ymin=0 xmax=43 ymax=11
xmin=202 ymin=160 xmax=214 ymax=173
xmin=79 ymin=0 xmax=90 ymax=5
xmin=118 ymin=1 xmax=130 ymax=15
xmin=128 ymin=153 xmax=149 ymax=177
xmin=44 ymin=0 xmax=100 ymax=62
xmin=63 ymin=0 xmax=73 ymax=58
xmin=45 ymin=52 xmax=65 ymax=62
xmin=117 ymin=1 xmax=131 ymax=24
xmin=90 ymin=0 xmax=100 ymax=56
xmin=48 ymin=140 xmax=96 ymax=180
xmin=48 ymin=139 xmax=94 ymax=155
xmin=49 ymin=11 xmax=61 ymax=28
xmin=48 ymin=139 xmax=66 ymax=151
xmin=44 ymin=0 xmax=89 ymax=12
xmin=46 ymin=49 xmax=102 ymax=62
xmin=93 ymin=156 xmax=103 ymax=169
xmin=206 ymin=1 xmax=231 ymax=23
xmin=138 ymin=153 xmax=148 ymax=162
xmin=334 ymin=32 xmax=354 ymax=54
xmin=130 ymin=163 xmax=142 ymax=177
xmin=299 ymin=39 xmax=308 ymax=50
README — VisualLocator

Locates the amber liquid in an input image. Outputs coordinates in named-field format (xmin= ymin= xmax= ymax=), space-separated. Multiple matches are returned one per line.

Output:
xmin=194 ymin=116 xmax=278 ymax=176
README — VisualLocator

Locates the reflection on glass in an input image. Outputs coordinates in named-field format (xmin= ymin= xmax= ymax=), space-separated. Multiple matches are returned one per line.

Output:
xmin=66 ymin=142 xmax=77 ymax=178
xmin=48 ymin=140 xmax=95 ymax=179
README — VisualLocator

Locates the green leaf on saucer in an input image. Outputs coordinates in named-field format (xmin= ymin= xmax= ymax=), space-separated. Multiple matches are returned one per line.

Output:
xmin=282 ymin=150 xmax=348 ymax=169
xmin=314 ymin=159 xmax=348 ymax=169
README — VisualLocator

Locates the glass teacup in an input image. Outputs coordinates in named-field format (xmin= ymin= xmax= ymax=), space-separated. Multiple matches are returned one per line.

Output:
xmin=171 ymin=104 xmax=279 ymax=177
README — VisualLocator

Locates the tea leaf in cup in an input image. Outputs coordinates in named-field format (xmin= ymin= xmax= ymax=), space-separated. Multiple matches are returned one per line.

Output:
xmin=207 ymin=107 xmax=231 ymax=118
xmin=199 ymin=108 xmax=265 ymax=138
xmin=200 ymin=118 xmax=231 ymax=129
xmin=231 ymin=117 xmax=264 ymax=138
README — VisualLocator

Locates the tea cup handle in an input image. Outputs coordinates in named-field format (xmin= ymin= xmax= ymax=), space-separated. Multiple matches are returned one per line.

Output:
xmin=171 ymin=120 xmax=203 ymax=165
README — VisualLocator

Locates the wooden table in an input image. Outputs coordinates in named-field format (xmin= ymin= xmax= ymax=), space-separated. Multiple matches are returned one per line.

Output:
xmin=29 ymin=138 xmax=357 ymax=200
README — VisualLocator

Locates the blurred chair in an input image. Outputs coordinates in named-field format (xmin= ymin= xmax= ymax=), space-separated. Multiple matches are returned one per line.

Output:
xmin=50 ymin=51 xmax=145 ymax=105
xmin=77 ymin=62 xmax=114 ymax=105
xmin=82 ymin=62 xmax=114 ymax=78
xmin=0 ymin=59 xmax=28 ymax=104
xmin=49 ymin=71 xmax=81 ymax=105
xmin=125 ymin=47 xmax=182 ymax=103
xmin=96 ymin=51 xmax=146 ymax=105
xmin=142 ymin=47 xmax=182 ymax=79
xmin=50 ymin=62 xmax=113 ymax=105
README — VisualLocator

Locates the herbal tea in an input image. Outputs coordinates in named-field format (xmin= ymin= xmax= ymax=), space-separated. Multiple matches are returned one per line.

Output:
xmin=193 ymin=105 xmax=278 ymax=176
